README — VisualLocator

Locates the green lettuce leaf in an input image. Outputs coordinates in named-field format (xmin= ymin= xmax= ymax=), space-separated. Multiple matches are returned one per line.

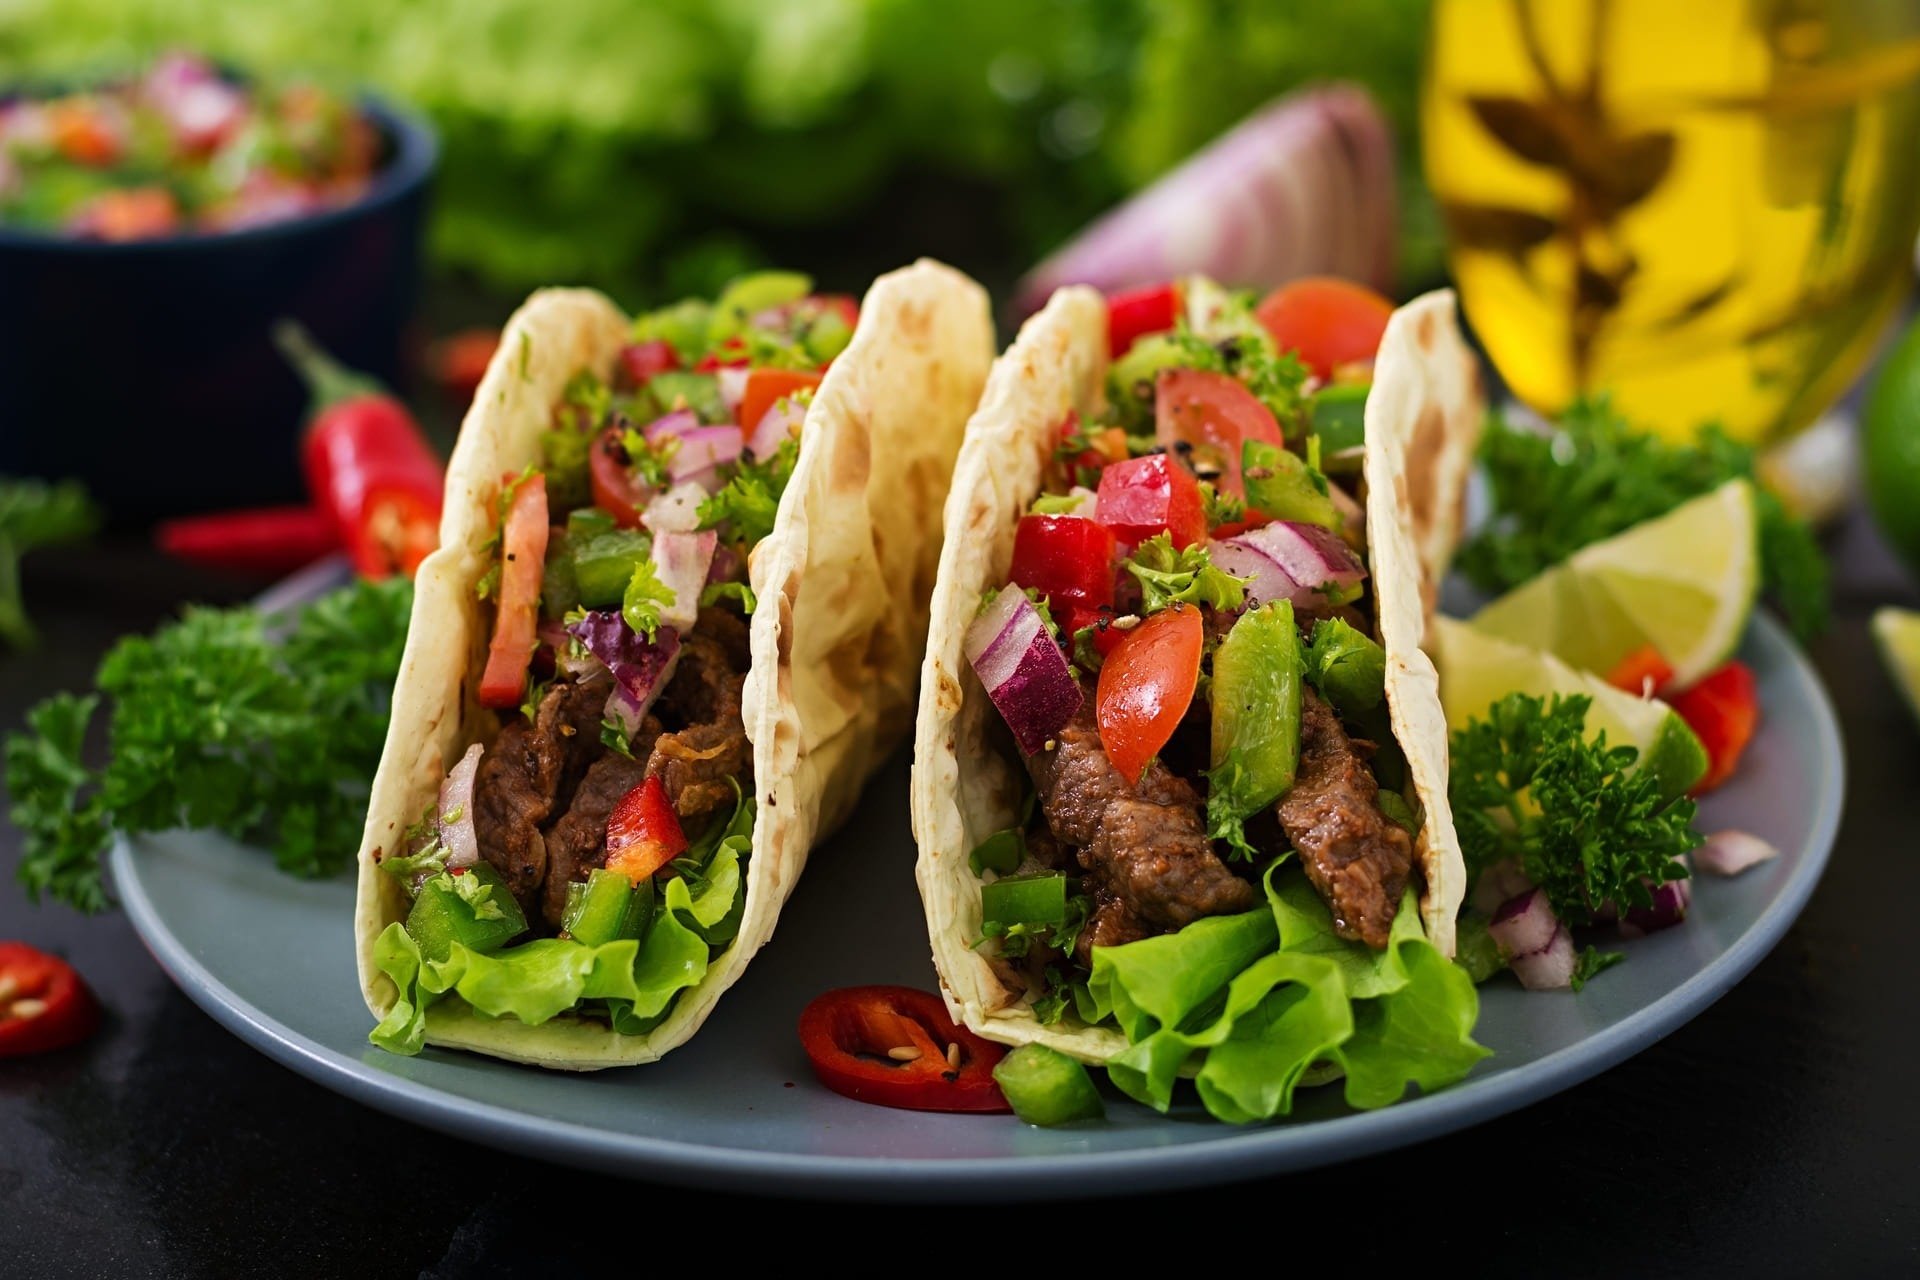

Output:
xmin=1080 ymin=860 xmax=1487 ymax=1122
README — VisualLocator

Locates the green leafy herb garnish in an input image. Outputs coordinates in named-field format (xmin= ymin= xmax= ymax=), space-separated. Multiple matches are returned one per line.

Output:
xmin=1571 ymin=946 xmax=1626 ymax=991
xmin=0 ymin=477 xmax=100 ymax=648
xmin=698 ymin=435 xmax=798 ymax=549
xmin=1123 ymin=533 xmax=1249 ymax=614
xmin=621 ymin=558 xmax=676 ymax=642
xmin=699 ymin=580 xmax=757 ymax=614
xmin=1449 ymin=691 xmax=1701 ymax=926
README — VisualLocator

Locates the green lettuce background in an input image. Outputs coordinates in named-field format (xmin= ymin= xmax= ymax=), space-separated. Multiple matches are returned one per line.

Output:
xmin=0 ymin=0 xmax=1433 ymax=298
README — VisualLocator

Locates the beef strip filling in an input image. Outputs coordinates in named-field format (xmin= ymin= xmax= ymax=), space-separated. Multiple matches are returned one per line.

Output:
xmin=539 ymin=745 xmax=651 ymax=928
xmin=1026 ymin=688 xmax=1257 ymax=965
xmin=646 ymin=611 xmax=750 ymax=820
xmin=473 ymin=672 xmax=612 ymax=913
xmin=1276 ymin=689 xmax=1411 ymax=949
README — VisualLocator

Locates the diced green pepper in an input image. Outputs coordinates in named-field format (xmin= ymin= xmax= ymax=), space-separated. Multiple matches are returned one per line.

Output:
xmin=710 ymin=271 xmax=812 ymax=343
xmin=992 ymin=1043 xmax=1105 ymax=1126
xmin=1207 ymin=601 xmax=1304 ymax=856
xmin=541 ymin=425 xmax=595 ymax=512
xmin=541 ymin=533 xmax=580 ymax=620
xmin=567 ymin=507 xmax=617 ymax=539
xmin=1105 ymin=332 xmax=1190 ymax=428
xmin=1303 ymin=616 xmax=1386 ymax=715
xmin=631 ymin=298 xmax=713 ymax=366
xmin=571 ymin=529 xmax=653 ymax=607
xmin=561 ymin=867 xmax=655 ymax=949
xmin=1242 ymin=440 xmax=1339 ymax=529
xmin=645 ymin=371 xmax=727 ymax=425
xmin=802 ymin=306 xmax=853 ymax=364
xmin=404 ymin=863 xmax=527 ymax=963
xmin=968 ymin=828 xmax=1026 ymax=877
xmin=1310 ymin=382 xmax=1369 ymax=455
xmin=981 ymin=872 xmax=1067 ymax=929
xmin=1453 ymin=913 xmax=1507 ymax=984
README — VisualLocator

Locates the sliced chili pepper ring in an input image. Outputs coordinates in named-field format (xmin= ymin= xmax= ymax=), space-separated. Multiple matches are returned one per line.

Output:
xmin=0 ymin=942 xmax=100 ymax=1058
xmin=798 ymin=985 xmax=1011 ymax=1113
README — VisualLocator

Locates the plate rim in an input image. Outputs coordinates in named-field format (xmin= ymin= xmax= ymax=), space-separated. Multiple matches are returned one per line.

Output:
xmin=111 ymin=610 xmax=1844 ymax=1200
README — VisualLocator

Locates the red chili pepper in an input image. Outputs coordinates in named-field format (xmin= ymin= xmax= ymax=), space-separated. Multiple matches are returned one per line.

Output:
xmin=1605 ymin=644 xmax=1677 ymax=697
xmin=275 ymin=321 xmax=445 ymax=581
xmin=615 ymin=339 xmax=679 ymax=390
xmin=798 ymin=985 xmax=1010 ymax=1113
xmin=605 ymin=776 xmax=688 ymax=880
xmin=0 ymin=943 xmax=100 ymax=1058
xmin=1061 ymin=602 xmax=1126 ymax=658
xmin=1095 ymin=453 xmax=1207 ymax=549
xmin=1009 ymin=513 xmax=1117 ymax=617
xmin=155 ymin=505 xmax=341 ymax=576
xmin=428 ymin=327 xmax=502 ymax=406
xmin=1669 ymin=661 xmax=1759 ymax=794
xmin=1106 ymin=280 xmax=1182 ymax=358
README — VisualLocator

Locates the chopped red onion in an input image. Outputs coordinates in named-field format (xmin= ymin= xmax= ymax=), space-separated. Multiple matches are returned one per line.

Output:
xmin=1510 ymin=927 xmax=1576 ymax=991
xmin=1621 ymin=875 xmax=1692 ymax=937
xmin=652 ymin=530 xmax=717 ymax=634
xmin=1490 ymin=888 xmax=1559 ymax=959
xmin=666 ymin=426 xmax=744 ymax=492
xmin=717 ymin=366 xmax=750 ymax=420
xmin=643 ymin=481 xmax=708 ymax=534
xmin=746 ymin=393 xmax=808 ymax=461
xmin=642 ymin=409 xmax=703 ymax=444
xmin=707 ymin=542 xmax=741 ymax=586
xmin=1210 ymin=521 xmax=1366 ymax=610
xmin=1470 ymin=858 xmax=1535 ymax=917
xmin=437 ymin=743 xmax=483 ymax=869
xmin=566 ymin=610 xmax=682 ymax=719
xmin=1012 ymin=85 xmax=1397 ymax=316
xmin=1696 ymin=830 xmax=1779 ymax=877
xmin=965 ymin=587 xmax=1082 ymax=755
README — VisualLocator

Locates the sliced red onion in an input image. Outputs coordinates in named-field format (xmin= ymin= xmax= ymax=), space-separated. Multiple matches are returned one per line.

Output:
xmin=1490 ymin=888 xmax=1559 ymax=959
xmin=666 ymin=426 xmax=745 ymax=492
xmin=717 ymin=366 xmax=750 ymax=421
xmin=746 ymin=392 xmax=808 ymax=461
xmin=1696 ymin=830 xmax=1780 ymax=877
xmin=1470 ymin=858 xmax=1535 ymax=917
xmin=643 ymin=481 xmax=708 ymax=534
xmin=539 ymin=619 xmax=603 ymax=679
xmin=1012 ymin=85 xmax=1396 ymax=316
xmin=1620 ymin=875 xmax=1692 ymax=937
xmin=642 ymin=408 xmax=703 ymax=445
xmin=652 ymin=530 xmax=717 ymax=634
xmin=437 ymin=743 xmax=484 ymax=869
xmin=1510 ymin=927 xmax=1576 ymax=991
xmin=965 ymin=587 xmax=1082 ymax=755
xmin=603 ymin=683 xmax=654 ymax=741
xmin=566 ymin=610 xmax=682 ymax=717
xmin=1210 ymin=521 xmax=1366 ymax=610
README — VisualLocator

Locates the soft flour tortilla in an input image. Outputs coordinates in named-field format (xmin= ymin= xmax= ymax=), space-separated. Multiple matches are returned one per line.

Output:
xmin=355 ymin=260 xmax=992 ymax=1068
xmin=910 ymin=286 xmax=1482 ymax=1062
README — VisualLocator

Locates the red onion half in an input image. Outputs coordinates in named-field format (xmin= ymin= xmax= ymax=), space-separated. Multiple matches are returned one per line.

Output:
xmin=965 ymin=587 xmax=1082 ymax=755
xmin=1210 ymin=521 xmax=1366 ymax=610
xmin=437 ymin=742 xmax=484 ymax=869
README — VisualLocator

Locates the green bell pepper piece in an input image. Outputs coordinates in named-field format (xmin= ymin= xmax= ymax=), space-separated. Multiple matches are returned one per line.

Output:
xmin=1207 ymin=601 xmax=1305 ymax=856
xmin=571 ymin=529 xmax=653 ymax=608
xmin=404 ymin=863 xmax=527 ymax=964
xmin=981 ymin=872 xmax=1067 ymax=929
xmin=644 ymin=371 xmax=727 ymax=425
xmin=709 ymin=271 xmax=812 ymax=343
xmin=993 ymin=1043 xmax=1105 ymax=1126
xmin=1303 ymin=616 xmax=1386 ymax=716
xmin=1309 ymin=382 xmax=1369 ymax=455
xmin=632 ymin=298 xmax=714 ymax=365
xmin=561 ymin=867 xmax=655 ymax=949
xmin=1242 ymin=440 xmax=1339 ymax=530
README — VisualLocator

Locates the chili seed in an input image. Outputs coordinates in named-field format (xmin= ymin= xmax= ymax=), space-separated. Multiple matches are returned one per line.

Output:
xmin=886 ymin=1046 xmax=921 ymax=1062
xmin=11 ymin=999 xmax=46 ymax=1020
xmin=946 ymin=1043 xmax=961 ymax=1069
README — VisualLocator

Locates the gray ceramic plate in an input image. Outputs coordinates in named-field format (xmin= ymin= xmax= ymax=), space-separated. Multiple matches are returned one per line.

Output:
xmin=111 ymin=608 xmax=1841 ymax=1201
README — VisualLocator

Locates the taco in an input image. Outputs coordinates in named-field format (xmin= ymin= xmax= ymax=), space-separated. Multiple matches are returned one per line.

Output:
xmin=910 ymin=278 xmax=1487 ymax=1121
xmin=357 ymin=260 xmax=992 ymax=1068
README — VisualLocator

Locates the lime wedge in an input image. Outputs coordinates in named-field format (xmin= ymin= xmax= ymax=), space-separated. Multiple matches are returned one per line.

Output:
xmin=1470 ymin=480 xmax=1759 ymax=689
xmin=1872 ymin=607 xmax=1920 ymax=726
xmin=1431 ymin=615 xmax=1708 ymax=799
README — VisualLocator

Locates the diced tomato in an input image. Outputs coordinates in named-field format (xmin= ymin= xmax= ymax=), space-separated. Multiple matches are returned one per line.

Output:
xmin=1095 ymin=453 xmax=1206 ymax=549
xmin=1062 ymin=602 xmax=1126 ymax=657
xmin=477 ymin=472 xmax=550 ymax=709
xmin=1106 ymin=281 xmax=1183 ymax=358
xmin=1009 ymin=514 xmax=1116 ymax=615
xmin=798 ymin=985 xmax=1010 ymax=1114
xmin=1154 ymin=367 xmax=1285 ymax=496
xmin=1606 ymin=645 xmax=1676 ymax=697
xmin=738 ymin=368 xmax=822 ymax=436
xmin=1669 ymin=661 xmax=1759 ymax=794
xmin=1254 ymin=277 xmax=1395 ymax=381
xmin=615 ymin=339 xmax=680 ymax=390
xmin=604 ymin=776 xmax=689 ymax=880
xmin=48 ymin=101 xmax=123 ymax=165
xmin=72 ymin=187 xmax=180 ymax=240
xmin=0 ymin=943 xmax=99 ymax=1058
xmin=1096 ymin=603 xmax=1204 ymax=782
xmin=589 ymin=425 xmax=650 ymax=529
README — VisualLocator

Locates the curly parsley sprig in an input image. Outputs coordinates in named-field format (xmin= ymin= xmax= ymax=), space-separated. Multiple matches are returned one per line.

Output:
xmin=1449 ymin=691 xmax=1700 ymax=925
xmin=1123 ymin=533 xmax=1249 ymax=614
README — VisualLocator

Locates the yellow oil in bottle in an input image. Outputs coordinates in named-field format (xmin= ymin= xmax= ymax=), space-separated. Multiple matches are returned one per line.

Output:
xmin=1423 ymin=0 xmax=1920 ymax=443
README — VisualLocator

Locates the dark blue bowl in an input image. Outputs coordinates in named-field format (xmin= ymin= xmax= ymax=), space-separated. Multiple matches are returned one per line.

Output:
xmin=0 ymin=93 xmax=437 ymax=520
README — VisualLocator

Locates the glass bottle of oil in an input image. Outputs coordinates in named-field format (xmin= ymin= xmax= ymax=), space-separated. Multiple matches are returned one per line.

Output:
xmin=1424 ymin=0 xmax=1920 ymax=443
